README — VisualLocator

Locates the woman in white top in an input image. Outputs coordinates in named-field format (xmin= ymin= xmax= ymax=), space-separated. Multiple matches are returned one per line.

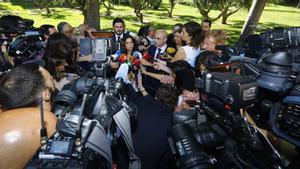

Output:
xmin=171 ymin=21 xmax=204 ymax=68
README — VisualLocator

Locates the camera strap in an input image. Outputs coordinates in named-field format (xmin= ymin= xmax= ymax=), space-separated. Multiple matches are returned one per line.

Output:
xmin=85 ymin=120 xmax=114 ymax=169
xmin=113 ymin=107 xmax=141 ymax=169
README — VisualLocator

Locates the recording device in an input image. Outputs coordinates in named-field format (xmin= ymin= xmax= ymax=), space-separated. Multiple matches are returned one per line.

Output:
xmin=270 ymin=85 xmax=300 ymax=147
xmin=7 ymin=29 xmax=46 ymax=64
xmin=80 ymin=38 xmax=112 ymax=62
xmin=244 ymin=27 xmax=300 ymax=65
xmin=196 ymin=72 xmax=257 ymax=109
xmin=79 ymin=31 xmax=114 ymax=77
xmin=26 ymin=74 xmax=140 ymax=169
xmin=26 ymin=77 xmax=112 ymax=169
xmin=169 ymin=71 xmax=285 ymax=169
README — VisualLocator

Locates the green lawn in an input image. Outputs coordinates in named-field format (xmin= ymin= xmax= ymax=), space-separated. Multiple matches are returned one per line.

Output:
xmin=0 ymin=0 xmax=299 ymax=43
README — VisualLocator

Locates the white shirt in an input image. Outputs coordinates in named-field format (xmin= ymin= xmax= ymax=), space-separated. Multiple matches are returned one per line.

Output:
xmin=182 ymin=45 xmax=201 ymax=67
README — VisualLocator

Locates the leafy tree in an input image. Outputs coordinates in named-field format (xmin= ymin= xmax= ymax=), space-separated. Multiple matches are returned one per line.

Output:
xmin=167 ymin=0 xmax=177 ymax=18
xmin=100 ymin=0 xmax=114 ymax=16
xmin=218 ymin=0 xmax=243 ymax=24
xmin=194 ymin=0 xmax=222 ymax=22
xmin=65 ymin=0 xmax=100 ymax=29
xmin=150 ymin=0 xmax=162 ymax=9
xmin=129 ymin=0 xmax=151 ymax=23
xmin=32 ymin=0 xmax=56 ymax=15
xmin=194 ymin=0 xmax=243 ymax=24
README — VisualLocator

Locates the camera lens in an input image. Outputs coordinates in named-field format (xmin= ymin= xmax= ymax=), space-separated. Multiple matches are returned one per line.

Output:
xmin=168 ymin=123 xmax=214 ymax=169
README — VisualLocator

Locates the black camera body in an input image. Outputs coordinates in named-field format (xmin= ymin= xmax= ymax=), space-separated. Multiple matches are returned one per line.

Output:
xmin=7 ymin=32 xmax=45 ymax=64
xmin=169 ymin=71 xmax=285 ymax=169
xmin=197 ymin=72 xmax=257 ymax=110
xmin=26 ymin=74 xmax=138 ymax=169
xmin=270 ymin=84 xmax=300 ymax=147
xmin=25 ymin=133 xmax=106 ymax=169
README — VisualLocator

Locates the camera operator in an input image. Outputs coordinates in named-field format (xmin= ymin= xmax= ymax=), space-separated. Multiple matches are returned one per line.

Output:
xmin=39 ymin=24 xmax=57 ymax=42
xmin=43 ymin=32 xmax=77 ymax=90
xmin=115 ymin=63 xmax=178 ymax=169
xmin=0 ymin=63 xmax=57 ymax=169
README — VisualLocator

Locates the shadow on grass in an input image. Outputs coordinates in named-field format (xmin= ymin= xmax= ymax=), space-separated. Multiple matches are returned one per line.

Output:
xmin=174 ymin=15 xmax=200 ymax=22
xmin=118 ymin=15 xmax=138 ymax=22
xmin=10 ymin=0 xmax=36 ymax=9
xmin=152 ymin=22 xmax=173 ymax=30
xmin=40 ymin=13 xmax=67 ymax=19
xmin=264 ymin=8 xmax=298 ymax=13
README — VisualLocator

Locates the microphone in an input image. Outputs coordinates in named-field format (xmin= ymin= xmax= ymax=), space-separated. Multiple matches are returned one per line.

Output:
xmin=133 ymin=51 xmax=140 ymax=58
xmin=142 ymin=52 xmax=152 ymax=62
xmin=118 ymin=54 xmax=127 ymax=63
xmin=166 ymin=47 xmax=176 ymax=55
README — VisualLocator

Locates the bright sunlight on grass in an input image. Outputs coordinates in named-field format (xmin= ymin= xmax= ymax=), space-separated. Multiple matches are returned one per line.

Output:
xmin=0 ymin=0 xmax=299 ymax=43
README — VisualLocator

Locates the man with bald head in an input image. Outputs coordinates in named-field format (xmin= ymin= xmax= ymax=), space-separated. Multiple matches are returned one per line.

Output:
xmin=150 ymin=29 xmax=168 ymax=59
xmin=142 ymin=29 xmax=170 ymax=96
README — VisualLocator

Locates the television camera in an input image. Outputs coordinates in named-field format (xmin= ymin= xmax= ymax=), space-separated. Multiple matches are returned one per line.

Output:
xmin=25 ymin=34 xmax=140 ymax=169
xmin=169 ymin=72 xmax=285 ymax=169
xmin=0 ymin=15 xmax=48 ymax=67
xmin=168 ymin=27 xmax=300 ymax=169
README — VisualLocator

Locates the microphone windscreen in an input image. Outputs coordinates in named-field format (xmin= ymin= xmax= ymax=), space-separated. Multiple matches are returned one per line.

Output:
xmin=115 ymin=63 xmax=130 ymax=83
xmin=166 ymin=47 xmax=176 ymax=55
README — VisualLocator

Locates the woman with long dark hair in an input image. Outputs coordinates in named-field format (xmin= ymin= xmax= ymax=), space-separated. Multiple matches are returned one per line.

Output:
xmin=43 ymin=33 xmax=76 ymax=89
xmin=170 ymin=21 xmax=204 ymax=68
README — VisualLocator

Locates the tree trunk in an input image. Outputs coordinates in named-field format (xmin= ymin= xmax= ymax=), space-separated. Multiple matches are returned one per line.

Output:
xmin=221 ymin=11 xmax=228 ymax=24
xmin=46 ymin=7 xmax=51 ymax=15
xmin=168 ymin=5 xmax=174 ymax=18
xmin=84 ymin=0 xmax=100 ymax=30
xmin=136 ymin=12 xmax=144 ymax=23
xmin=238 ymin=0 xmax=267 ymax=44
xmin=297 ymin=0 xmax=300 ymax=8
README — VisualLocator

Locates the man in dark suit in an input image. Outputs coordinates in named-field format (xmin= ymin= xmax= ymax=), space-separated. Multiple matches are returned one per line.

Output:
xmin=111 ymin=18 xmax=137 ymax=54
xmin=142 ymin=29 xmax=171 ymax=96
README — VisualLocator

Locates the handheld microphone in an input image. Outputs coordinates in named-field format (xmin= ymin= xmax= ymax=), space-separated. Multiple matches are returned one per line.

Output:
xmin=166 ymin=47 xmax=176 ymax=55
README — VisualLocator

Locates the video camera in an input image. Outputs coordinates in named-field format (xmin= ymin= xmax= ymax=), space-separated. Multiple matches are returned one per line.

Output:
xmin=0 ymin=15 xmax=47 ymax=65
xmin=168 ymin=26 xmax=300 ymax=169
xmin=25 ymin=75 xmax=139 ymax=169
xmin=7 ymin=29 xmax=46 ymax=64
xmin=169 ymin=72 xmax=284 ymax=169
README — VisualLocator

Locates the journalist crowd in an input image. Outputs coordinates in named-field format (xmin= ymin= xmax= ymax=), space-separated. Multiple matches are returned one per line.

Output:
xmin=0 ymin=14 xmax=299 ymax=169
